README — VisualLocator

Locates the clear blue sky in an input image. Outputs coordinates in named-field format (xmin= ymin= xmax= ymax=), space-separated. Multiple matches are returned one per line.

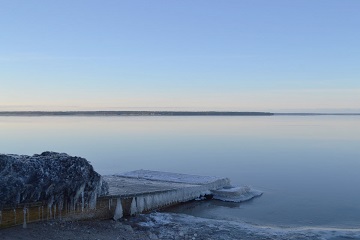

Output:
xmin=1 ymin=0 xmax=359 ymax=112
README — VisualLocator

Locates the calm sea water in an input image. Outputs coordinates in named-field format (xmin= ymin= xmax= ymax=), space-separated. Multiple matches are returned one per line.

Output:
xmin=1 ymin=116 xmax=360 ymax=232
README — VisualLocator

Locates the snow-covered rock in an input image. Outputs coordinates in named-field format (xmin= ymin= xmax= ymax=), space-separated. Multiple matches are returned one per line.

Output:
xmin=0 ymin=152 xmax=108 ymax=209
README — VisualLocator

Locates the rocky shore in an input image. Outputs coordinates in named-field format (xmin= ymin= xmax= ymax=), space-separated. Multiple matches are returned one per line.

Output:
xmin=0 ymin=219 xmax=151 ymax=240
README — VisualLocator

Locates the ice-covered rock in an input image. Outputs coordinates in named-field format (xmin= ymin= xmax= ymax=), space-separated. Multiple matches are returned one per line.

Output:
xmin=0 ymin=152 xmax=108 ymax=209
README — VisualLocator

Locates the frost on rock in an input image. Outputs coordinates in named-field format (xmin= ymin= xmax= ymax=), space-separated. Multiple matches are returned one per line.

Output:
xmin=0 ymin=152 xmax=109 ymax=209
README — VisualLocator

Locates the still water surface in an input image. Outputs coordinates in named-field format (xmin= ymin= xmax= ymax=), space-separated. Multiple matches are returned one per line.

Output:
xmin=1 ymin=116 xmax=359 ymax=230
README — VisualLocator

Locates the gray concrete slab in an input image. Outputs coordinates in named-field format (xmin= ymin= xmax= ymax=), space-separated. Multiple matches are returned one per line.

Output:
xmin=103 ymin=175 xmax=198 ymax=198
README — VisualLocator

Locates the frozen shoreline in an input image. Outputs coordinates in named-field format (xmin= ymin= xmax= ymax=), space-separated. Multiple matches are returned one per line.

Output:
xmin=0 ymin=219 xmax=147 ymax=240
xmin=2 ymin=212 xmax=360 ymax=240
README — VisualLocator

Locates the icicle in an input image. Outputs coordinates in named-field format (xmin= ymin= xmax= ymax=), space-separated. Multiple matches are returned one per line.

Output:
xmin=27 ymin=208 xmax=30 ymax=223
xmin=69 ymin=199 xmax=73 ymax=212
xmin=38 ymin=207 xmax=41 ymax=220
xmin=155 ymin=194 xmax=160 ymax=208
xmin=143 ymin=195 xmax=149 ymax=211
xmin=136 ymin=196 xmax=145 ymax=213
xmin=48 ymin=196 xmax=54 ymax=219
xmin=49 ymin=205 xmax=53 ymax=219
xmin=150 ymin=194 xmax=156 ymax=209
xmin=81 ymin=191 xmax=84 ymax=212
xmin=158 ymin=193 xmax=164 ymax=207
xmin=145 ymin=195 xmax=152 ymax=211
xmin=41 ymin=206 xmax=44 ymax=220
xmin=72 ymin=198 xmax=75 ymax=212
xmin=172 ymin=191 xmax=178 ymax=203
xmin=74 ymin=184 xmax=85 ymax=204
xmin=108 ymin=199 xmax=111 ymax=210
xmin=159 ymin=193 xmax=165 ymax=206
xmin=153 ymin=194 xmax=160 ymax=209
xmin=160 ymin=193 xmax=165 ymax=206
xmin=14 ymin=209 xmax=16 ymax=224
xmin=0 ymin=210 xmax=2 ymax=225
xmin=53 ymin=205 xmax=56 ymax=219
xmin=130 ymin=197 xmax=137 ymax=216
xmin=23 ymin=207 xmax=27 ymax=229
xmin=58 ymin=201 xmax=63 ymax=220
xmin=113 ymin=198 xmax=123 ymax=220
xmin=89 ymin=192 xmax=97 ymax=209
xmin=94 ymin=193 xmax=97 ymax=209
xmin=165 ymin=192 xmax=170 ymax=205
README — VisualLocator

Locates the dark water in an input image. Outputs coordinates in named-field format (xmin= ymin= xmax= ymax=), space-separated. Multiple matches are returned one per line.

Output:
xmin=1 ymin=116 xmax=360 ymax=232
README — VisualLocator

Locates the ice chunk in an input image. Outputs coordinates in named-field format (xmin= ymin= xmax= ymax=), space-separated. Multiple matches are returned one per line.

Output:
xmin=211 ymin=186 xmax=263 ymax=202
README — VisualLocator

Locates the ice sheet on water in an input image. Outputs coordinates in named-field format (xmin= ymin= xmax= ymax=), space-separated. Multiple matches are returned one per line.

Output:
xmin=133 ymin=212 xmax=360 ymax=240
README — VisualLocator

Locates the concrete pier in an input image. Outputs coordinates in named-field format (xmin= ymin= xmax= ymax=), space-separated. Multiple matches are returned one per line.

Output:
xmin=104 ymin=170 xmax=230 ymax=220
xmin=0 ymin=170 xmax=230 ymax=228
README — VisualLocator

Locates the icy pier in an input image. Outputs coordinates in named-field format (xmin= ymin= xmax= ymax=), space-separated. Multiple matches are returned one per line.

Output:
xmin=102 ymin=170 xmax=231 ymax=220
xmin=0 ymin=166 xmax=261 ymax=228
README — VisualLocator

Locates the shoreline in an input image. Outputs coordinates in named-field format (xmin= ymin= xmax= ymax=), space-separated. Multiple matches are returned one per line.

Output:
xmin=0 ymin=218 xmax=149 ymax=240
xmin=2 ymin=211 xmax=360 ymax=240
xmin=0 ymin=111 xmax=273 ymax=116
xmin=1 ymin=111 xmax=360 ymax=117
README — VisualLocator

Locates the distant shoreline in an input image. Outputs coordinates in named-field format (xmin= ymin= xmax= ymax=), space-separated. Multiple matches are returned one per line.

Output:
xmin=275 ymin=113 xmax=360 ymax=116
xmin=0 ymin=111 xmax=360 ymax=116
xmin=0 ymin=111 xmax=273 ymax=116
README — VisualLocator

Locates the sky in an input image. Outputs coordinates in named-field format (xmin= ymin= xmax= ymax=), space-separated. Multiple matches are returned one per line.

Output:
xmin=0 ymin=0 xmax=359 ymax=112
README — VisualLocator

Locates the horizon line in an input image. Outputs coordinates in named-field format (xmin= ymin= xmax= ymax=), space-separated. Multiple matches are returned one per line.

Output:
xmin=0 ymin=111 xmax=360 ymax=116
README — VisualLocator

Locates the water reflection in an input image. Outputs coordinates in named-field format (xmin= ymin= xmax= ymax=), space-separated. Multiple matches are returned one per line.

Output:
xmin=1 ymin=116 xmax=360 ymax=227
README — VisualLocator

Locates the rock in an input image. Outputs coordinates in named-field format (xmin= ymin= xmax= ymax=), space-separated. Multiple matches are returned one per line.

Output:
xmin=122 ymin=224 xmax=133 ymax=232
xmin=0 ymin=152 xmax=108 ymax=209
xmin=148 ymin=233 xmax=159 ymax=239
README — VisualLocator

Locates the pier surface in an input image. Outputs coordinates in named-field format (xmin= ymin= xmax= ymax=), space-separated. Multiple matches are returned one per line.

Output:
xmin=104 ymin=170 xmax=230 ymax=197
